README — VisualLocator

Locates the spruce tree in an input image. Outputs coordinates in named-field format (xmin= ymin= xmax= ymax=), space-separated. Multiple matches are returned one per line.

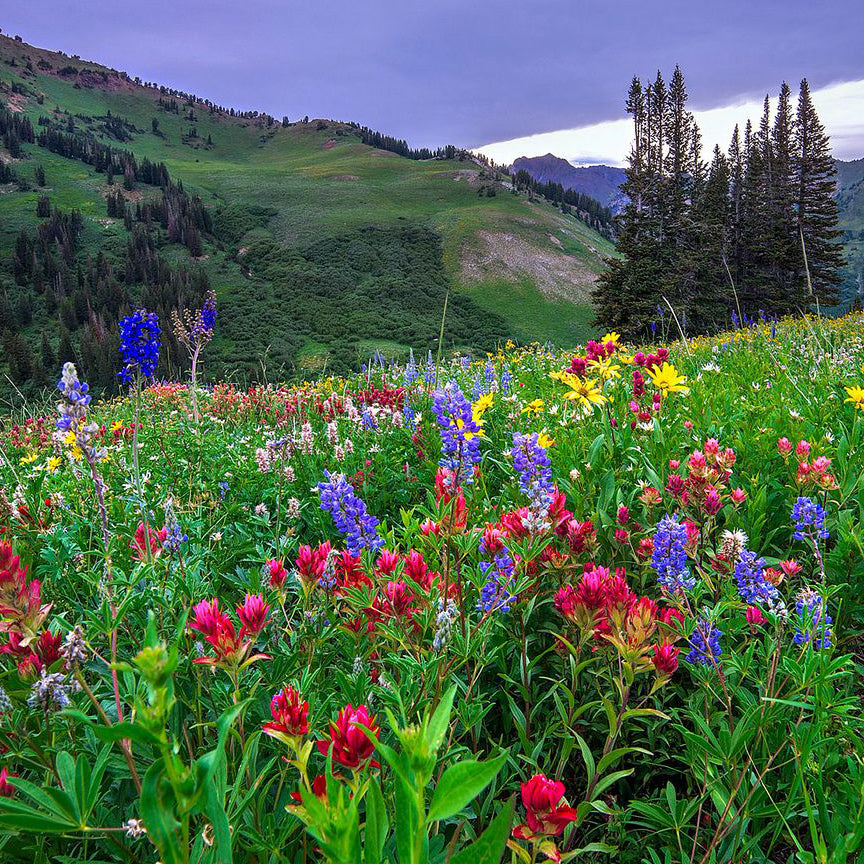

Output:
xmin=793 ymin=79 xmax=844 ymax=305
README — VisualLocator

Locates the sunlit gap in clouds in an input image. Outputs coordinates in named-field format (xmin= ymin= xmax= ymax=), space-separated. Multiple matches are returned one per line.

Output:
xmin=476 ymin=79 xmax=864 ymax=167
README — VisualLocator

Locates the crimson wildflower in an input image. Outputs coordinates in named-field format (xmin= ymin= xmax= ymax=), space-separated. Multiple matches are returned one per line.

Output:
xmin=513 ymin=773 xmax=578 ymax=839
xmin=317 ymin=704 xmax=379 ymax=770
xmin=263 ymin=686 xmax=309 ymax=743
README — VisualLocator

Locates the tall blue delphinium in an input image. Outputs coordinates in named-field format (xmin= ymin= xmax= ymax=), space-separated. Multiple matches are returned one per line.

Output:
xmin=477 ymin=550 xmax=516 ymax=615
xmin=685 ymin=619 xmax=723 ymax=667
xmin=501 ymin=367 xmax=512 ymax=394
xmin=431 ymin=382 xmax=481 ymax=484
xmin=651 ymin=515 xmax=695 ymax=593
xmin=735 ymin=549 xmax=784 ymax=615
xmin=424 ymin=350 xmax=435 ymax=386
xmin=402 ymin=398 xmax=415 ymax=429
xmin=791 ymin=497 xmax=829 ymax=542
xmin=318 ymin=471 xmax=383 ymax=557
xmin=793 ymin=589 xmax=832 ymax=650
xmin=485 ymin=360 xmax=495 ymax=387
xmin=120 ymin=309 xmax=161 ymax=563
xmin=512 ymin=433 xmax=553 ymax=532
xmin=119 ymin=308 xmax=162 ymax=384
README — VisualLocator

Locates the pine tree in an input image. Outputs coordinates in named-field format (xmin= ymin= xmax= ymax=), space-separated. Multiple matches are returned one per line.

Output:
xmin=794 ymin=79 xmax=844 ymax=305
xmin=41 ymin=331 xmax=56 ymax=370
xmin=766 ymin=82 xmax=800 ymax=312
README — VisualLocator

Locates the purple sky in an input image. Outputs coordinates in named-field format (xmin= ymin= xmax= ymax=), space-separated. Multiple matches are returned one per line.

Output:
xmin=4 ymin=1 xmax=863 ymax=151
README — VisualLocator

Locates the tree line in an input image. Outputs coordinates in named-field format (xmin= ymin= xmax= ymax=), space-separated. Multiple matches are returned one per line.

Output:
xmin=593 ymin=68 xmax=844 ymax=337
xmin=510 ymin=170 xmax=614 ymax=238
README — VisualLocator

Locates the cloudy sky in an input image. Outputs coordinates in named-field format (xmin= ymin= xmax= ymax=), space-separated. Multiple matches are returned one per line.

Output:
xmin=4 ymin=1 xmax=864 ymax=164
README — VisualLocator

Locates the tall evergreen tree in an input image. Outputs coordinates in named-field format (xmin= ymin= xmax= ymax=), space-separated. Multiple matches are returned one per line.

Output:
xmin=793 ymin=79 xmax=844 ymax=304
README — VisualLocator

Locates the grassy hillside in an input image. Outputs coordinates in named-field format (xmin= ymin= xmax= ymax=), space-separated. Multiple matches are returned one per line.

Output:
xmin=0 ymin=33 xmax=614 ymax=390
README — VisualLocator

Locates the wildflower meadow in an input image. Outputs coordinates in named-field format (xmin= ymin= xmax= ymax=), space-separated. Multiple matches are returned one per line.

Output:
xmin=0 ymin=303 xmax=862 ymax=863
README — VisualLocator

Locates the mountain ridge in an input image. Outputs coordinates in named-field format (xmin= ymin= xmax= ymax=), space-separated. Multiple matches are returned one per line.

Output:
xmin=511 ymin=153 xmax=627 ymax=212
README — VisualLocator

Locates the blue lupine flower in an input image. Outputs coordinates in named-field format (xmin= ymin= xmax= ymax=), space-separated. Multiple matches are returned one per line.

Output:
xmin=460 ymin=355 xmax=471 ymax=371
xmin=735 ymin=549 xmax=781 ymax=610
xmin=501 ymin=368 xmax=512 ymax=394
xmin=162 ymin=497 xmax=188 ymax=554
xmin=793 ymin=590 xmax=832 ymax=650
xmin=318 ymin=471 xmax=383 ymax=558
xmin=404 ymin=349 xmax=418 ymax=386
xmin=119 ymin=309 xmax=162 ymax=384
xmin=485 ymin=361 xmax=495 ymax=386
xmin=403 ymin=400 xmax=415 ymax=429
xmin=56 ymin=362 xmax=91 ymax=433
xmin=791 ymin=497 xmax=829 ymax=542
xmin=218 ymin=482 xmax=229 ymax=500
xmin=512 ymin=433 xmax=553 ymax=521
xmin=477 ymin=550 xmax=516 ymax=615
xmin=424 ymin=350 xmax=435 ymax=386
xmin=651 ymin=515 xmax=695 ymax=592
xmin=361 ymin=408 xmax=377 ymax=430
xmin=431 ymin=382 xmax=481 ymax=483
xmin=685 ymin=619 xmax=723 ymax=667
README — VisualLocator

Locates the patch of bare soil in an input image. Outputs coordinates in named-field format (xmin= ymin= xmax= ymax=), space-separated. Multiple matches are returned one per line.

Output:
xmin=323 ymin=139 xmax=337 ymax=150
xmin=99 ymin=185 xmax=143 ymax=203
xmin=460 ymin=230 xmax=597 ymax=303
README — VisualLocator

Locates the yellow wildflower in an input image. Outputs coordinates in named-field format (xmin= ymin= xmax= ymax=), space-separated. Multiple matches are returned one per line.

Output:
xmin=602 ymin=332 xmax=621 ymax=345
xmin=561 ymin=374 xmax=607 ymax=408
xmin=845 ymin=385 xmax=864 ymax=412
xmin=45 ymin=456 xmax=62 ymax=473
xmin=536 ymin=432 xmax=555 ymax=449
xmin=648 ymin=363 xmax=689 ymax=396
xmin=110 ymin=420 xmax=123 ymax=433
xmin=522 ymin=399 xmax=544 ymax=415
xmin=588 ymin=356 xmax=621 ymax=381
xmin=20 ymin=452 xmax=39 ymax=465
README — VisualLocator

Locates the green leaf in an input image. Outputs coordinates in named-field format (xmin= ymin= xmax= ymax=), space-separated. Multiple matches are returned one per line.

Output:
xmin=364 ymin=777 xmax=388 ymax=864
xmin=140 ymin=758 xmax=184 ymax=864
xmin=590 ymin=768 xmax=633 ymax=801
xmin=449 ymin=798 xmax=514 ymax=864
xmin=427 ymin=754 xmax=506 ymax=823
xmin=426 ymin=685 xmax=456 ymax=756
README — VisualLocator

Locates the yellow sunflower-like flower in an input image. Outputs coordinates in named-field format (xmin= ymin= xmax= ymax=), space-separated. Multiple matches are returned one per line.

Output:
xmin=588 ymin=356 xmax=621 ymax=381
xmin=20 ymin=452 xmax=39 ymax=466
xmin=45 ymin=456 xmax=62 ymax=473
xmin=522 ymin=398 xmax=544 ymax=415
xmin=536 ymin=432 xmax=555 ymax=449
xmin=845 ymin=385 xmax=864 ymax=412
xmin=561 ymin=374 xmax=607 ymax=408
xmin=602 ymin=332 xmax=621 ymax=346
xmin=110 ymin=420 xmax=123 ymax=433
xmin=648 ymin=362 xmax=689 ymax=396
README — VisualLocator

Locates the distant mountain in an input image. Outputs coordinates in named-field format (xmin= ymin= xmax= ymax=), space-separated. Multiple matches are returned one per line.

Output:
xmin=511 ymin=154 xmax=627 ymax=212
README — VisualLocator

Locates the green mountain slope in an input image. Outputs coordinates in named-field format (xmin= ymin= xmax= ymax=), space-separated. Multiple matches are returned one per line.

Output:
xmin=0 ymin=33 xmax=613 ymax=390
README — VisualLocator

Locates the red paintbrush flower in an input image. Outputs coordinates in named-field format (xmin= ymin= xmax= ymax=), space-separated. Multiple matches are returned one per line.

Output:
xmin=263 ymin=686 xmax=309 ymax=743
xmin=513 ymin=774 xmax=578 ymax=840
xmin=317 ymin=704 xmax=379 ymax=770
